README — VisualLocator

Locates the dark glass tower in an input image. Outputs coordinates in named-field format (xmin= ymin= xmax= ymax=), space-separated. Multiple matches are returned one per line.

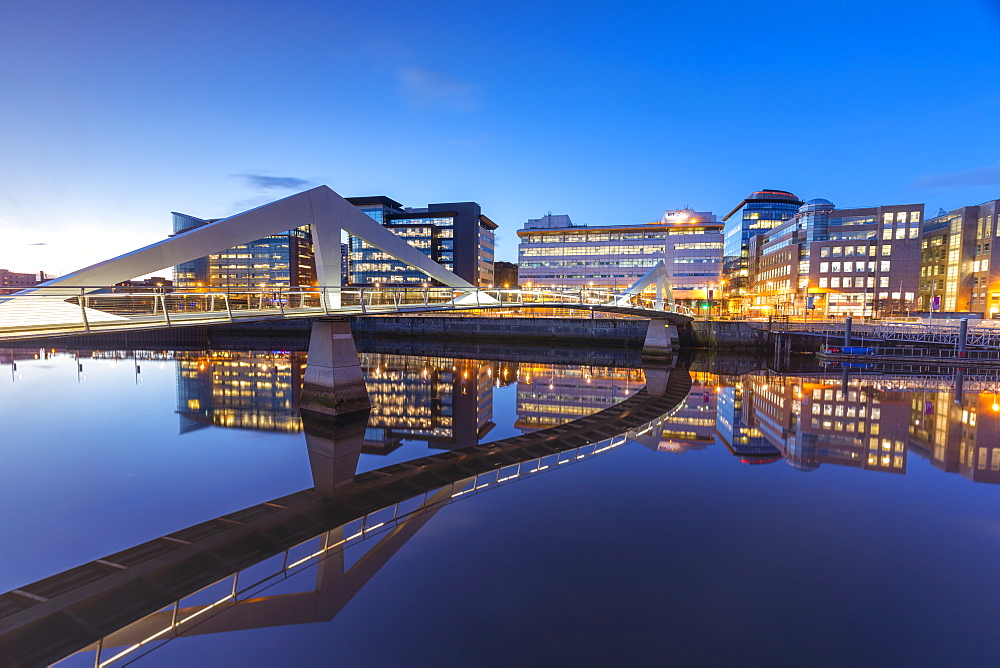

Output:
xmin=721 ymin=189 xmax=802 ymax=308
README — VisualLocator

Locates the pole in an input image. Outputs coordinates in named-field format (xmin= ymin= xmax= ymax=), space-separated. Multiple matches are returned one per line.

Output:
xmin=958 ymin=317 xmax=968 ymax=358
xmin=844 ymin=315 xmax=853 ymax=347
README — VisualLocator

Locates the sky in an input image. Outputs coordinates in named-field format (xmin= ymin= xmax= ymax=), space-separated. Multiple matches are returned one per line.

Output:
xmin=2 ymin=0 xmax=1000 ymax=276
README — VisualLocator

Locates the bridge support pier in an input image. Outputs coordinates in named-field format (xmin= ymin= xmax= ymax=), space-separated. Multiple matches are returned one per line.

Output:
xmin=642 ymin=319 xmax=678 ymax=360
xmin=300 ymin=319 xmax=371 ymax=415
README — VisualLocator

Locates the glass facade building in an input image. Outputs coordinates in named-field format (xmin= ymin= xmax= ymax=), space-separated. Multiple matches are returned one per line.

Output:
xmin=346 ymin=197 xmax=497 ymax=287
xmin=170 ymin=212 xmax=315 ymax=290
xmin=722 ymin=190 xmax=802 ymax=308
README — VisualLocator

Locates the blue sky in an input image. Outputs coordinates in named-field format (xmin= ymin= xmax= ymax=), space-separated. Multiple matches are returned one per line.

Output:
xmin=2 ymin=0 xmax=1000 ymax=275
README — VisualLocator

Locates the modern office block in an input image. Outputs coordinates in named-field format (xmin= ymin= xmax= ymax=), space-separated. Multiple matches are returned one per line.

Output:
xmin=170 ymin=212 xmax=315 ymax=290
xmin=748 ymin=199 xmax=924 ymax=318
xmin=516 ymin=209 xmax=723 ymax=304
xmin=917 ymin=199 xmax=1000 ymax=316
xmin=346 ymin=197 xmax=497 ymax=286
xmin=722 ymin=189 xmax=802 ymax=310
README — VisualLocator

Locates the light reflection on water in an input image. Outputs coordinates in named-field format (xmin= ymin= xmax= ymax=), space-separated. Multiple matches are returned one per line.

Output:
xmin=2 ymin=345 xmax=1000 ymax=665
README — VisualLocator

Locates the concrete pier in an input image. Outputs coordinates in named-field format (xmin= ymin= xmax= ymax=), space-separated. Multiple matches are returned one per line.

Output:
xmin=642 ymin=319 xmax=679 ymax=359
xmin=300 ymin=319 xmax=371 ymax=415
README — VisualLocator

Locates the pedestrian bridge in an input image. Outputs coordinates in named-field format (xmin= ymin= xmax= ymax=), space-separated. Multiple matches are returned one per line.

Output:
xmin=0 ymin=185 xmax=692 ymax=342
xmin=0 ymin=283 xmax=692 ymax=342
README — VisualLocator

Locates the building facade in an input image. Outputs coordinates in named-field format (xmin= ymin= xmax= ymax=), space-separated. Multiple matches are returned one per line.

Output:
xmin=0 ymin=269 xmax=39 ymax=295
xmin=516 ymin=209 xmax=723 ymax=305
xmin=748 ymin=199 xmax=924 ymax=318
xmin=722 ymin=190 xmax=803 ymax=310
xmin=346 ymin=197 xmax=497 ymax=287
xmin=917 ymin=199 xmax=1000 ymax=316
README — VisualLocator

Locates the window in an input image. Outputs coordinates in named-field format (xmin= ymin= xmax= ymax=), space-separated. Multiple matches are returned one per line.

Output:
xmin=832 ymin=262 xmax=841 ymax=272
xmin=881 ymin=261 xmax=890 ymax=272
xmin=883 ymin=228 xmax=893 ymax=240
xmin=896 ymin=227 xmax=906 ymax=239
xmin=831 ymin=277 xmax=840 ymax=288
xmin=819 ymin=277 xmax=828 ymax=288
xmin=910 ymin=211 xmax=921 ymax=223
xmin=844 ymin=262 xmax=853 ymax=272
xmin=881 ymin=245 xmax=891 ymax=256
xmin=820 ymin=262 xmax=829 ymax=273
xmin=821 ymin=247 xmax=830 ymax=257
xmin=880 ymin=277 xmax=889 ymax=288
xmin=845 ymin=246 xmax=854 ymax=256
xmin=832 ymin=247 xmax=842 ymax=257
xmin=843 ymin=277 xmax=853 ymax=288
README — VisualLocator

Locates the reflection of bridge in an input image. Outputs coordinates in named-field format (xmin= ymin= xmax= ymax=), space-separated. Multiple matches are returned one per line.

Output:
xmin=0 ymin=186 xmax=691 ymax=343
xmin=0 ymin=364 xmax=692 ymax=666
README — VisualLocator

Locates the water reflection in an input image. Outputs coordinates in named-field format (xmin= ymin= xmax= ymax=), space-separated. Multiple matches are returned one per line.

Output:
xmin=5 ymin=343 xmax=1000 ymax=666
xmin=0 ymin=345 xmax=692 ymax=666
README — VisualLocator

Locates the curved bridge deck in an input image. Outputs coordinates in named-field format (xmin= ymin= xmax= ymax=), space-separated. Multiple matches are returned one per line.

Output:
xmin=0 ymin=286 xmax=693 ymax=342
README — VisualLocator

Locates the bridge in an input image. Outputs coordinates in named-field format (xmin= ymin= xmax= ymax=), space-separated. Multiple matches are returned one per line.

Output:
xmin=0 ymin=362 xmax=693 ymax=666
xmin=0 ymin=186 xmax=692 ymax=344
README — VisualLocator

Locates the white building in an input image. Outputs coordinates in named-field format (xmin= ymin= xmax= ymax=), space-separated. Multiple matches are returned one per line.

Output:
xmin=516 ymin=209 xmax=723 ymax=305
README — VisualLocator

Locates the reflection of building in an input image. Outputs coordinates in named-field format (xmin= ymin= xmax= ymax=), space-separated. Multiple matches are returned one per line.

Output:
xmin=347 ymin=196 xmax=497 ymax=287
xmin=746 ymin=374 xmax=908 ymax=473
xmin=362 ymin=354 xmax=497 ymax=449
xmin=515 ymin=364 xmax=646 ymax=431
xmin=908 ymin=389 xmax=1000 ymax=484
xmin=918 ymin=199 xmax=1000 ymax=316
xmin=714 ymin=380 xmax=780 ymax=463
xmin=516 ymin=209 xmax=723 ymax=305
xmin=171 ymin=212 xmax=316 ymax=290
xmin=648 ymin=372 xmax=717 ymax=453
xmin=175 ymin=352 xmax=307 ymax=433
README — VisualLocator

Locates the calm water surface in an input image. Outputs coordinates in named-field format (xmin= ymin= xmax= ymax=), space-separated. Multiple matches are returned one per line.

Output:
xmin=1 ymin=343 xmax=999 ymax=666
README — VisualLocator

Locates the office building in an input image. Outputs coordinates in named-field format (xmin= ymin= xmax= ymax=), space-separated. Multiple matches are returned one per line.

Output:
xmin=346 ymin=196 xmax=497 ymax=286
xmin=722 ymin=189 xmax=803 ymax=310
xmin=748 ymin=199 xmax=923 ymax=318
xmin=917 ymin=198 xmax=1000 ymax=316
xmin=494 ymin=261 xmax=518 ymax=288
xmin=0 ymin=269 xmax=39 ymax=295
xmin=171 ymin=212 xmax=315 ymax=290
xmin=517 ymin=208 xmax=723 ymax=305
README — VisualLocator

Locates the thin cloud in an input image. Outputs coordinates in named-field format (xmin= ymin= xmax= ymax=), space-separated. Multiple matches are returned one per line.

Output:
xmin=397 ymin=67 xmax=482 ymax=112
xmin=27 ymin=242 xmax=48 ymax=245
xmin=913 ymin=165 xmax=1000 ymax=190
xmin=236 ymin=174 xmax=312 ymax=191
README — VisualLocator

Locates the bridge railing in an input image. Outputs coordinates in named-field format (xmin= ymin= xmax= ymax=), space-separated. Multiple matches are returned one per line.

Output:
xmin=0 ymin=285 xmax=688 ymax=339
